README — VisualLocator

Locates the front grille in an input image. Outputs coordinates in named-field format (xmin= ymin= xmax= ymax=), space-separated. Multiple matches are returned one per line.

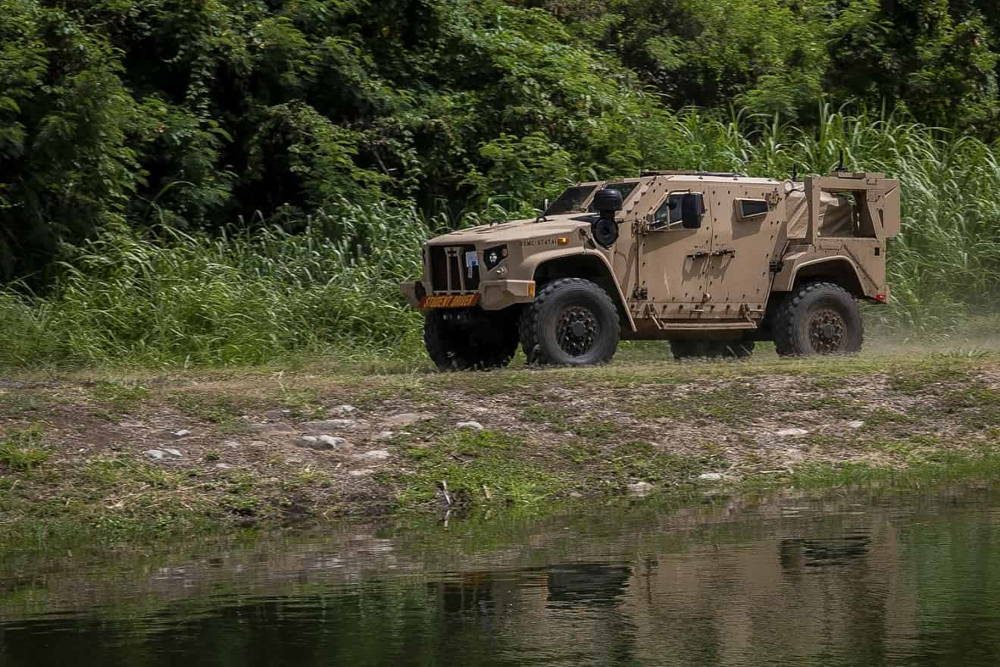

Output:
xmin=429 ymin=245 xmax=480 ymax=293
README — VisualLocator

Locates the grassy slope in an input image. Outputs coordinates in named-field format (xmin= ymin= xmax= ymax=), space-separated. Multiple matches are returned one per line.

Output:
xmin=2 ymin=341 xmax=999 ymax=551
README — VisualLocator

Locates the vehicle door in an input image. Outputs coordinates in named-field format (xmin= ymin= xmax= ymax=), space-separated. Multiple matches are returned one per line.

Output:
xmin=633 ymin=181 xmax=713 ymax=319
xmin=702 ymin=182 xmax=782 ymax=320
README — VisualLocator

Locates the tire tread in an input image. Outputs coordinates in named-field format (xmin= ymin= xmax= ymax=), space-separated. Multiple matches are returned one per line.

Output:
xmin=773 ymin=281 xmax=862 ymax=356
xmin=519 ymin=278 xmax=619 ymax=365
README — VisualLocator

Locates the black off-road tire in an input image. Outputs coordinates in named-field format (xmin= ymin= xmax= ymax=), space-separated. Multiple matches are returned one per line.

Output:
xmin=424 ymin=309 xmax=519 ymax=371
xmin=519 ymin=278 xmax=620 ymax=366
xmin=670 ymin=339 xmax=754 ymax=360
xmin=773 ymin=281 xmax=863 ymax=356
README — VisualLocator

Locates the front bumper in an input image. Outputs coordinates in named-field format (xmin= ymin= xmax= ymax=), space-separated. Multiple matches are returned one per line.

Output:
xmin=480 ymin=279 xmax=535 ymax=309
xmin=400 ymin=280 xmax=424 ymax=308
xmin=400 ymin=279 xmax=536 ymax=310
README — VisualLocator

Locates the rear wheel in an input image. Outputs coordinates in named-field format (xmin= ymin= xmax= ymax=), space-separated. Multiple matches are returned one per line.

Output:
xmin=519 ymin=278 xmax=619 ymax=366
xmin=424 ymin=308 xmax=519 ymax=371
xmin=773 ymin=282 xmax=863 ymax=356
xmin=670 ymin=339 xmax=754 ymax=360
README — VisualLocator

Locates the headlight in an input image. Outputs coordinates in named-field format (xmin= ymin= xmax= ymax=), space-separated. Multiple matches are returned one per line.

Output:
xmin=484 ymin=244 xmax=508 ymax=270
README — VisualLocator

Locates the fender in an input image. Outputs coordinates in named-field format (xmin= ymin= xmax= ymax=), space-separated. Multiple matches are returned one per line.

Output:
xmin=522 ymin=248 xmax=637 ymax=331
xmin=771 ymin=253 xmax=877 ymax=298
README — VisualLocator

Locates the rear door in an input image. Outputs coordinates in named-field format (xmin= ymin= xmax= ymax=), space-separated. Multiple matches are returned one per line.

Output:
xmin=702 ymin=181 xmax=783 ymax=320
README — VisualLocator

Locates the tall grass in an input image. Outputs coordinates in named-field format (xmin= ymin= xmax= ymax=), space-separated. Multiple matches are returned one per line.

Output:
xmin=1 ymin=108 xmax=997 ymax=367
xmin=0 ymin=201 xmax=436 ymax=367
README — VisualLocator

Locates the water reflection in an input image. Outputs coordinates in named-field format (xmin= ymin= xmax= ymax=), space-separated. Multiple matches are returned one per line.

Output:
xmin=2 ymin=488 xmax=1000 ymax=665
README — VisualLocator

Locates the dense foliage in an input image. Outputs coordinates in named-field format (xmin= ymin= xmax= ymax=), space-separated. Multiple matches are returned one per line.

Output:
xmin=1 ymin=0 xmax=999 ymax=365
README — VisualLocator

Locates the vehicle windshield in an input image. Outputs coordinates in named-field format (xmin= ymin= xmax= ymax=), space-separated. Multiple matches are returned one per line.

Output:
xmin=544 ymin=185 xmax=597 ymax=216
xmin=589 ymin=182 xmax=638 ymax=210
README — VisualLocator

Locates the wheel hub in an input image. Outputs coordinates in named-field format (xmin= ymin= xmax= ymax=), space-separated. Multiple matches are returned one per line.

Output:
xmin=557 ymin=306 xmax=599 ymax=357
xmin=808 ymin=309 xmax=846 ymax=353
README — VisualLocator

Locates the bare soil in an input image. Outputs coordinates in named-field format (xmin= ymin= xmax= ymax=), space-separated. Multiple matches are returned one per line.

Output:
xmin=1 ymin=349 xmax=999 ymax=544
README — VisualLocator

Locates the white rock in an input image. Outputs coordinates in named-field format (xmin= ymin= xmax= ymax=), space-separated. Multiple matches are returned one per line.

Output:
xmin=384 ymin=412 xmax=432 ymax=427
xmin=303 ymin=419 xmax=357 ymax=430
xmin=172 ymin=429 xmax=192 ymax=438
xmin=332 ymin=404 xmax=358 ymax=416
xmin=297 ymin=434 xmax=344 ymax=450
xmin=456 ymin=421 xmax=484 ymax=431
xmin=775 ymin=428 xmax=810 ymax=437
xmin=349 ymin=468 xmax=374 ymax=477
xmin=698 ymin=472 xmax=725 ymax=482
xmin=846 ymin=420 xmax=865 ymax=429
xmin=162 ymin=448 xmax=183 ymax=458
xmin=374 ymin=430 xmax=395 ymax=441
xmin=317 ymin=435 xmax=348 ymax=449
xmin=214 ymin=463 xmax=234 ymax=470
xmin=144 ymin=449 xmax=165 ymax=460
xmin=627 ymin=481 xmax=655 ymax=497
xmin=358 ymin=449 xmax=390 ymax=461
xmin=249 ymin=422 xmax=297 ymax=436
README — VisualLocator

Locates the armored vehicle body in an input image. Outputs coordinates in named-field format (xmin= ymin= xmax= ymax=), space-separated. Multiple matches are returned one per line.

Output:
xmin=401 ymin=171 xmax=900 ymax=369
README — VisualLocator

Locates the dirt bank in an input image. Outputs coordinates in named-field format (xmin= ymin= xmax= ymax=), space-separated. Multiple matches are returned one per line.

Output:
xmin=1 ymin=350 xmax=999 ymax=546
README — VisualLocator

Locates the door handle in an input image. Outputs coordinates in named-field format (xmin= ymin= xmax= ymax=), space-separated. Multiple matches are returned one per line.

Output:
xmin=711 ymin=248 xmax=735 ymax=257
xmin=686 ymin=250 xmax=710 ymax=259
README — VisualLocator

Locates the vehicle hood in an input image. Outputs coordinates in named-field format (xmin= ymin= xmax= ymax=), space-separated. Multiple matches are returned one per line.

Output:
xmin=426 ymin=214 xmax=592 ymax=246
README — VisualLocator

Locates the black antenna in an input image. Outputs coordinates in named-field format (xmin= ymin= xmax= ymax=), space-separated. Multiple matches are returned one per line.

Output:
xmin=836 ymin=149 xmax=845 ymax=172
xmin=791 ymin=163 xmax=798 ymax=181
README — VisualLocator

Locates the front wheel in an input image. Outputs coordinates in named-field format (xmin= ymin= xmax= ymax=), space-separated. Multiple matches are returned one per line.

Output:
xmin=773 ymin=282 xmax=863 ymax=356
xmin=519 ymin=278 xmax=620 ymax=366
xmin=424 ymin=308 xmax=519 ymax=371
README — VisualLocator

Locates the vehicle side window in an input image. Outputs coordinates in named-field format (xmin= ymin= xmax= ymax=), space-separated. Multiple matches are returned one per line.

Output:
xmin=652 ymin=194 xmax=685 ymax=228
xmin=738 ymin=199 xmax=769 ymax=219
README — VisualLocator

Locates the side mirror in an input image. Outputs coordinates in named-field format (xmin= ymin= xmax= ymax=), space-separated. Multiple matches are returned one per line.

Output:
xmin=680 ymin=192 xmax=705 ymax=229
xmin=593 ymin=188 xmax=624 ymax=220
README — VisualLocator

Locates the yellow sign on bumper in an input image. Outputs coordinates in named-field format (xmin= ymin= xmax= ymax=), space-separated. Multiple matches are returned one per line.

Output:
xmin=419 ymin=293 xmax=480 ymax=309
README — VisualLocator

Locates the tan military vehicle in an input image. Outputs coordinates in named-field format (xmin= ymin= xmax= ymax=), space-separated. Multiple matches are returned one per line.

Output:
xmin=401 ymin=170 xmax=900 ymax=370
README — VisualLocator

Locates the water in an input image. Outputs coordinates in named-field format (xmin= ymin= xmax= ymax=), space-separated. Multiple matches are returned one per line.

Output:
xmin=3 ymin=486 xmax=1000 ymax=666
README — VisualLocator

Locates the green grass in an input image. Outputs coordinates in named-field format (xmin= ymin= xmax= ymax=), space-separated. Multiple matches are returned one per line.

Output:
xmin=0 ymin=390 xmax=54 ymax=418
xmin=391 ymin=426 xmax=727 ymax=511
xmin=394 ymin=429 xmax=563 ymax=509
xmin=0 ymin=426 xmax=49 ymax=471
xmin=888 ymin=364 xmax=973 ymax=393
xmin=169 ymin=391 xmax=254 ymax=427
xmin=782 ymin=453 xmax=1000 ymax=491
xmin=91 ymin=380 xmax=151 ymax=412
xmin=275 ymin=387 xmax=328 ymax=419
xmin=633 ymin=384 xmax=763 ymax=425
xmin=0 ymin=201 xmax=431 ymax=368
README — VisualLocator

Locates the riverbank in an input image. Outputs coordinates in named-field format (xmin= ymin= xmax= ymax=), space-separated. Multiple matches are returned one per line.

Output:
xmin=2 ymin=346 xmax=999 ymax=550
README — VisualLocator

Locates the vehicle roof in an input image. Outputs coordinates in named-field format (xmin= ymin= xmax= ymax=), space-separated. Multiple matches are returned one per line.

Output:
xmin=652 ymin=174 xmax=782 ymax=186
xmin=551 ymin=174 xmax=783 ymax=213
